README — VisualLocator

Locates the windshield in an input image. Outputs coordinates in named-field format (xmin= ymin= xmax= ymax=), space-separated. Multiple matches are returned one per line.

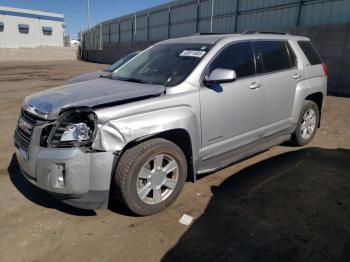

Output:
xmin=111 ymin=43 xmax=212 ymax=87
xmin=104 ymin=52 xmax=140 ymax=72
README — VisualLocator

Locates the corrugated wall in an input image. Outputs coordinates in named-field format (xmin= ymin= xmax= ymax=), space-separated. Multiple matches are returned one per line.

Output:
xmin=82 ymin=0 xmax=350 ymax=50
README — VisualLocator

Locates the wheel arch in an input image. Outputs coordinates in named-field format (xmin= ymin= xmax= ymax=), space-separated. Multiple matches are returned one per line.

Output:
xmin=115 ymin=128 xmax=196 ymax=182
xmin=293 ymin=78 xmax=325 ymax=129
xmin=304 ymin=92 xmax=323 ymax=127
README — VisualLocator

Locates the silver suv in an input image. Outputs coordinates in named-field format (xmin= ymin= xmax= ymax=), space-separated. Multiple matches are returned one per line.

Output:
xmin=14 ymin=32 xmax=327 ymax=215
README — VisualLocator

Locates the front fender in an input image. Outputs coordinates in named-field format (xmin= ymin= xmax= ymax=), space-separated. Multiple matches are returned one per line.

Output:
xmin=92 ymin=106 xmax=200 ymax=167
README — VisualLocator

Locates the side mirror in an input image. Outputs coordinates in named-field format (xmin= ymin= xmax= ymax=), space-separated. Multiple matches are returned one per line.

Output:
xmin=204 ymin=68 xmax=237 ymax=86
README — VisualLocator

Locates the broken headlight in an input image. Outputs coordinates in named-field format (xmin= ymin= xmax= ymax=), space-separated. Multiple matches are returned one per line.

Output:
xmin=48 ymin=109 xmax=96 ymax=147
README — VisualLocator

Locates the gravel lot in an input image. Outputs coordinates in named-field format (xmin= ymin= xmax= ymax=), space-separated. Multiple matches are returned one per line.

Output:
xmin=0 ymin=61 xmax=349 ymax=262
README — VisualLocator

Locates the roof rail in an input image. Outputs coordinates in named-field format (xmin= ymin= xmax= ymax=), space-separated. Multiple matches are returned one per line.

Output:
xmin=192 ymin=32 xmax=230 ymax=36
xmin=242 ymin=29 xmax=290 ymax=35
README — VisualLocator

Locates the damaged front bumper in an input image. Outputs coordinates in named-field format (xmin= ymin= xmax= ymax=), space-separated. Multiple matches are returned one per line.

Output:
xmin=15 ymin=121 xmax=116 ymax=210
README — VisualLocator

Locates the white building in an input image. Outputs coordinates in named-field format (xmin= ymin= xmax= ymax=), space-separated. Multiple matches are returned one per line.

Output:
xmin=0 ymin=6 xmax=64 ymax=48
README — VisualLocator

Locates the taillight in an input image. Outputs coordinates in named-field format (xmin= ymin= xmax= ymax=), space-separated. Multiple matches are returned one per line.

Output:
xmin=322 ymin=63 xmax=328 ymax=76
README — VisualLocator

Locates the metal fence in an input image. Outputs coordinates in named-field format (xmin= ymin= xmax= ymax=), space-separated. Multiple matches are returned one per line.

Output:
xmin=82 ymin=0 xmax=350 ymax=50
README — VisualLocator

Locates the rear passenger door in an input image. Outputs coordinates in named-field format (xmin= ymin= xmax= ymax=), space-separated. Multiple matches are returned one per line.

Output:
xmin=253 ymin=40 xmax=301 ymax=134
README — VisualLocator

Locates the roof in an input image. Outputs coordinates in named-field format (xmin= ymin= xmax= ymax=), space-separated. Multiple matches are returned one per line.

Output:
xmin=159 ymin=33 xmax=309 ymax=45
xmin=0 ymin=5 xmax=64 ymax=22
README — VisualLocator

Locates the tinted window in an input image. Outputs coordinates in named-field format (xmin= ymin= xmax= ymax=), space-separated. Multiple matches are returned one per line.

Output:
xmin=210 ymin=42 xmax=255 ymax=78
xmin=254 ymin=41 xmax=292 ymax=73
xmin=298 ymin=41 xmax=322 ymax=65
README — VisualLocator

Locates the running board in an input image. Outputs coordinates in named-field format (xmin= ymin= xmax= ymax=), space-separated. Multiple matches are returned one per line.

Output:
xmin=197 ymin=134 xmax=291 ymax=174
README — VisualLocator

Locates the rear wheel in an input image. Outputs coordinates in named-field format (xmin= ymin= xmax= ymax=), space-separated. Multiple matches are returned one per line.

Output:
xmin=114 ymin=138 xmax=187 ymax=216
xmin=291 ymin=100 xmax=319 ymax=146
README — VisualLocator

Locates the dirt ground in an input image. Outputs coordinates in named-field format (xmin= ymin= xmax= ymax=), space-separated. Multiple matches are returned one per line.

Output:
xmin=0 ymin=61 xmax=349 ymax=262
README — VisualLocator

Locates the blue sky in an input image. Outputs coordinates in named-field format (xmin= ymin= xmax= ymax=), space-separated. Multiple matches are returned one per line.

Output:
xmin=0 ymin=0 xmax=171 ymax=38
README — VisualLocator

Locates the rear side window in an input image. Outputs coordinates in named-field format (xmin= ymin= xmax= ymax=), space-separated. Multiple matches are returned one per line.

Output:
xmin=253 ymin=41 xmax=292 ymax=73
xmin=298 ymin=41 xmax=322 ymax=65
xmin=210 ymin=42 xmax=256 ymax=78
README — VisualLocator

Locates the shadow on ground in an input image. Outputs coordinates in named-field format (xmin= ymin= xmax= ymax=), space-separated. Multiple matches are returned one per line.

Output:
xmin=8 ymin=154 xmax=96 ymax=216
xmin=163 ymin=147 xmax=350 ymax=262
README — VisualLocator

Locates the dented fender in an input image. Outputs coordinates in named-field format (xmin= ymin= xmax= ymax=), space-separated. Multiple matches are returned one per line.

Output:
xmin=92 ymin=104 xmax=201 ymax=169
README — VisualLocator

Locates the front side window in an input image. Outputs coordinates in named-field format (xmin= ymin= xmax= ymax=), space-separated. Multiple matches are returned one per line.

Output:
xmin=253 ymin=41 xmax=292 ymax=73
xmin=298 ymin=41 xmax=322 ymax=65
xmin=209 ymin=42 xmax=256 ymax=78
xmin=18 ymin=24 xmax=29 ymax=34
xmin=0 ymin=22 xmax=4 ymax=32
xmin=112 ymin=43 xmax=212 ymax=87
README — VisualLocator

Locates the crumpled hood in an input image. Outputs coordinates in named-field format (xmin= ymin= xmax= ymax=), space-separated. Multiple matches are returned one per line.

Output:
xmin=24 ymin=78 xmax=165 ymax=120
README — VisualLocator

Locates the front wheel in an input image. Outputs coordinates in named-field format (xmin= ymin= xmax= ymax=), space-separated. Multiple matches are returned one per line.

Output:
xmin=291 ymin=100 xmax=320 ymax=146
xmin=114 ymin=138 xmax=187 ymax=216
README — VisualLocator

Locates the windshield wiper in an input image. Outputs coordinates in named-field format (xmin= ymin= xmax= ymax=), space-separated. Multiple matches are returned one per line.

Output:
xmin=115 ymin=77 xmax=147 ymax=84
xmin=100 ymin=73 xmax=112 ymax=79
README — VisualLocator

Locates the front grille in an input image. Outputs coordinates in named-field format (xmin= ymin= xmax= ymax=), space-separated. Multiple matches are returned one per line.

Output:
xmin=14 ymin=109 xmax=49 ymax=151
xmin=14 ymin=128 xmax=30 ymax=150
xmin=50 ymin=125 xmax=66 ymax=144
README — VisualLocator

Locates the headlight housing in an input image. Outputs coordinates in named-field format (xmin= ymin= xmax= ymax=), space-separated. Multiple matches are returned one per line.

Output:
xmin=48 ymin=108 xmax=97 ymax=148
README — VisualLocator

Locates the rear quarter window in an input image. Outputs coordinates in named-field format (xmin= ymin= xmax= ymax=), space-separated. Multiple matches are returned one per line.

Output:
xmin=298 ymin=41 xmax=322 ymax=65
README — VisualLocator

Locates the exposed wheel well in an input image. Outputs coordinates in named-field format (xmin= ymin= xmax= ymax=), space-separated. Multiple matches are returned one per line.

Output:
xmin=305 ymin=92 xmax=323 ymax=127
xmin=118 ymin=129 xmax=195 ymax=182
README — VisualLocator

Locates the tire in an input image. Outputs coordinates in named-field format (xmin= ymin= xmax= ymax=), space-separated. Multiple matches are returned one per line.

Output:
xmin=291 ymin=100 xmax=320 ymax=146
xmin=114 ymin=138 xmax=187 ymax=216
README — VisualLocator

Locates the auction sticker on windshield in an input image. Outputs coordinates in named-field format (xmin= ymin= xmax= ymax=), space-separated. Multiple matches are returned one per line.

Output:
xmin=179 ymin=50 xmax=206 ymax=58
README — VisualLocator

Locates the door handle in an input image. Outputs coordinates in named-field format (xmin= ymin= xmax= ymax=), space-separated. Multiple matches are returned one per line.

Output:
xmin=249 ymin=82 xmax=261 ymax=89
xmin=293 ymin=73 xmax=302 ymax=79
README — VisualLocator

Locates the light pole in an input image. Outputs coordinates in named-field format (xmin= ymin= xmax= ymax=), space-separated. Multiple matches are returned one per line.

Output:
xmin=87 ymin=0 xmax=91 ymax=29
xmin=210 ymin=0 xmax=214 ymax=33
